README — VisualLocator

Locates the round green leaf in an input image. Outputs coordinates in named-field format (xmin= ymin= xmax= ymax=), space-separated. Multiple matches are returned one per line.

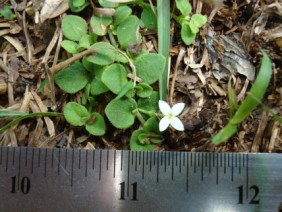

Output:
xmin=134 ymin=53 xmax=165 ymax=84
xmin=176 ymin=0 xmax=192 ymax=16
xmin=98 ymin=0 xmax=118 ymax=8
xmin=54 ymin=61 xmax=89 ymax=94
xmin=88 ymin=42 xmax=116 ymax=65
xmin=135 ymin=83 xmax=153 ymax=98
xmin=191 ymin=14 xmax=207 ymax=28
xmin=105 ymin=98 xmax=137 ymax=129
xmin=143 ymin=117 xmax=160 ymax=134
xmin=77 ymin=34 xmax=94 ymax=51
xmin=90 ymin=14 xmax=112 ymax=36
xmin=130 ymin=130 xmax=157 ymax=151
xmin=137 ymin=91 xmax=159 ymax=112
xmin=114 ymin=6 xmax=132 ymax=26
xmin=61 ymin=40 xmax=78 ymax=54
xmin=90 ymin=78 xmax=109 ymax=96
xmin=64 ymin=102 xmax=90 ymax=126
xmin=117 ymin=15 xmax=141 ymax=49
xmin=85 ymin=112 xmax=106 ymax=136
xmin=181 ymin=24 xmax=196 ymax=45
xmin=62 ymin=15 xmax=88 ymax=41
xmin=102 ymin=64 xmax=128 ymax=94
xmin=69 ymin=0 xmax=89 ymax=12
xmin=141 ymin=6 xmax=157 ymax=30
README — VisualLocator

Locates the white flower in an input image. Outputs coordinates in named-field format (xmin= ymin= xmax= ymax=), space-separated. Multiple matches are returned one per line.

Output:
xmin=158 ymin=100 xmax=185 ymax=132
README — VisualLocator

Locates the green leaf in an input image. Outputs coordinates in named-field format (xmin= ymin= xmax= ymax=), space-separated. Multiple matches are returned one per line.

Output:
xmin=88 ymin=42 xmax=116 ymax=65
xmin=115 ymin=80 xmax=134 ymax=100
xmin=143 ymin=117 xmax=160 ymax=134
xmin=101 ymin=64 xmax=128 ymax=94
xmin=176 ymin=0 xmax=192 ymax=16
xmin=61 ymin=40 xmax=78 ymax=54
xmin=137 ymin=131 xmax=163 ymax=144
xmin=188 ymin=21 xmax=199 ymax=34
xmin=0 ymin=110 xmax=27 ymax=117
xmin=117 ymin=15 xmax=141 ymax=49
xmin=135 ymin=83 xmax=153 ymax=98
xmin=134 ymin=53 xmax=165 ymax=84
xmin=62 ymin=15 xmax=88 ymax=41
xmin=130 ymin=130 xmax=157 ymax=151
xmin=73 ymin=0 xmax=86 ymax=7
xmin=77 ymin=34 xmax=94 ymax=51
xmin=64 ymin=102 xmax=90 ymax=126
xmin=85 ymin=112 xmax=106 ymax=136
xmin=68 ymin=0 xmax=89 ymax=12
xmin=141 ymin=5 xmax=157 ymax=30
xmin=212 ymin=123 xmax=238 ymax=145
xmin=54 ymin=61 xmax=89 ymax=94
xmin=89 ymin=65 xmax=109 ymax=95
xmin=90 ymin=14 xmax=112 ymax=36
xmin=98 ymin=0 xmax=118 ymax=8
xmin=138 ymin=91 xmax=159 ymax=113
xmin=114 ymin=5 xmax=132 ymax=26
xmin=190 ymin=14 xmax=207 ymax=28
xmin=0 ymin=5 xmax=16 ymax=20
xmin=90 ymin=78 xmax=109 ymax=96
xmin=105 ymin=98 xmax=137 ymax=129
xmin=181 ymin=24 xmax=196 ymax=45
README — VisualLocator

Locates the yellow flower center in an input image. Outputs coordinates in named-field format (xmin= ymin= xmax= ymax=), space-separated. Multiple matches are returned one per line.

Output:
xmin=167 ymin=112 xmax=174 ymax=120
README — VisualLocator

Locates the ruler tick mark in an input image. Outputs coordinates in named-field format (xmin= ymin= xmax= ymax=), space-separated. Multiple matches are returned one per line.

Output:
xmin=121 ymin=151 xmax=123 ymax=171
xmin=38 ymin=148 xmax=41 ymax=167
xmin=142 ymin=151 xmax=144 ymax=179
xmin=58 ymin=149 xmax=61 ymax=176
xmin=25 ymin=148 xmax=28 ymax=167
xmin=51 ymin=148 xmax=54 ymax=168
xmin=93 ymin=150 xmax=95 ymax=170
xmin=78 ymin=149 xmax=81 ymax=169
xmin=186 ymin=153 xmax=189 ymax=192
xmin=44 ymin=148 xmax=47 ymax=177
xmin=65 ymin=149 xmax=68 ymax=168
xmin=12 ymin=147 xmax=15 ymax=166
xmin=31 ymin=148 xmax=34 ymax=173
xmin=107 ymin=150 xmax=109 ymax=171
xmin=85 ymin=150 xmax=88 ymax=177
xmin=99 ymin=150 xmax=102 ymax=181
xmin=113 ymin=150 xmax=116 ymax=178
xmin=71 ymin=149 xmax=74 ymax=187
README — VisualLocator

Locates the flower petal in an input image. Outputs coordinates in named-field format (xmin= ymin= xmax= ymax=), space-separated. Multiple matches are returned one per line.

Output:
xmin=159 ymin=116 xmax=170 ymax=132
xmin=170 ymin=117 xmax=185 ymax=131
xmin=171 ymin=102 xmax=185 ymax=116
xmin=158 ymin=100 xmax=171 ymax=115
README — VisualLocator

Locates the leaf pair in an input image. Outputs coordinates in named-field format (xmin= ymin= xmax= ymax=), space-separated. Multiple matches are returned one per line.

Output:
xmin=64 ymin=102 xmax=106 ymax=136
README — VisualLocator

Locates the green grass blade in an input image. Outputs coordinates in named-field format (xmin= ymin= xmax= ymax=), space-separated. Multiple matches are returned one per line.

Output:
xmin=230 ymin=50 xmax=272 ymax=124
xmin=0 ymin=110 xmax=27 ymax=117
xmin=157 ymin=0 xmax=170 ymax=101
xmin=212 ymin=50 xmax=272 ymax=144
xmin=0 ymin=112 xmax=63 ymax=133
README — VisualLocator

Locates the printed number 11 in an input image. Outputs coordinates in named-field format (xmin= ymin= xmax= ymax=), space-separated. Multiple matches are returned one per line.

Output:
xmin=119 ymin=182 xmax=137 ymax=200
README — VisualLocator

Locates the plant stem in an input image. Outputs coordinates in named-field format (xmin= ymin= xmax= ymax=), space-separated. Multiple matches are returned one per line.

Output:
xmin=136 ymin=111 xmax=146 ymax=125
xmin=157 ymin=0 xmax=170 ymax=101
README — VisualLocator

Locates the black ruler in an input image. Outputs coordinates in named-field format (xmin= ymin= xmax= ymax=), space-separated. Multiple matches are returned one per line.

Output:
xmin=0 ymin=147 xmax=281 ymax=211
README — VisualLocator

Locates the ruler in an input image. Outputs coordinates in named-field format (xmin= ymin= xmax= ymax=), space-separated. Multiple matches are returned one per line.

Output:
xmin=0 ymin=147 xmax=281 ymax=212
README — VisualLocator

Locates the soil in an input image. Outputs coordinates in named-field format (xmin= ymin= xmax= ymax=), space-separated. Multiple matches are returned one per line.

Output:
xmin=0 ymin=0 xmax=281 ymax=152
